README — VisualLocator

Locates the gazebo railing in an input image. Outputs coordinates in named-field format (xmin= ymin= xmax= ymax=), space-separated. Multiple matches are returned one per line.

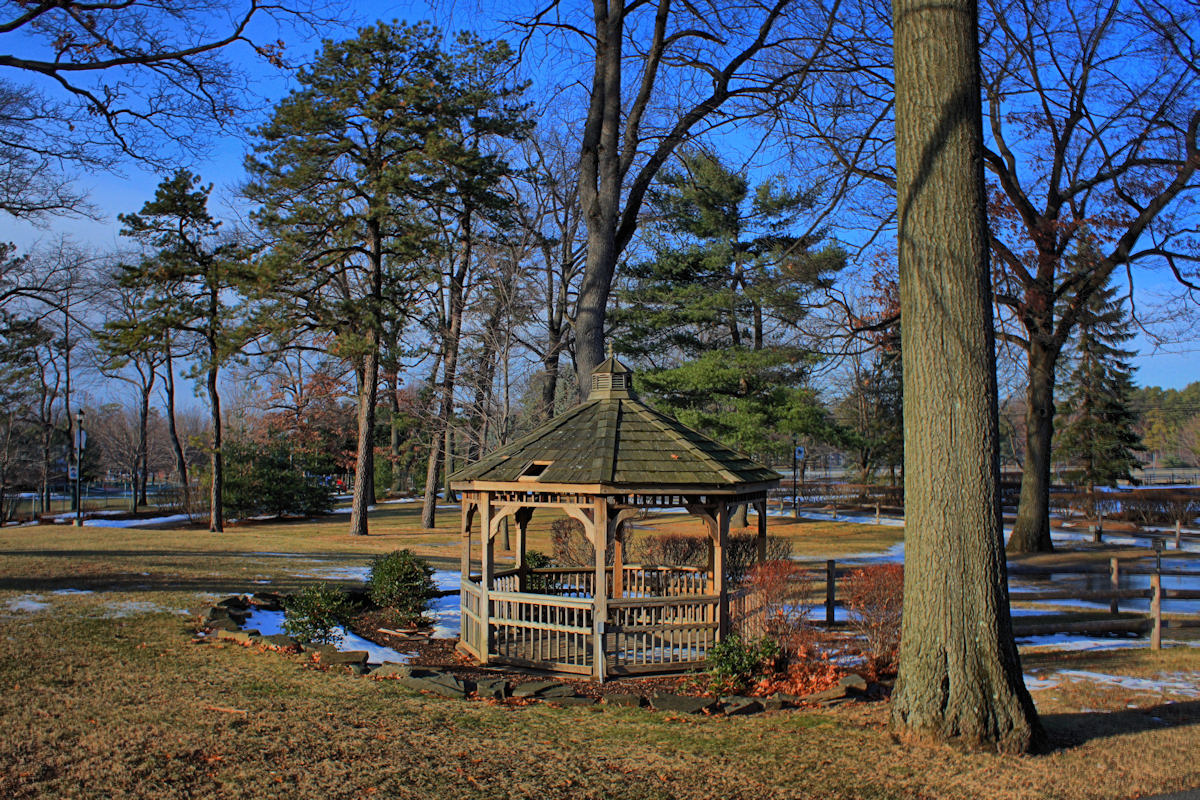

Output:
xmin=489 ymin=590 xmax=595 ymax=674
xmin=462 ymin=566 xmax=721 ymax=677
xmin=606 ymin=594 xmax=719 ymax=675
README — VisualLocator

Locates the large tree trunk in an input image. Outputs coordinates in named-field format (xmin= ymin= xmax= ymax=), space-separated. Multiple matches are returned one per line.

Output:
xmin=206 ymin=361 xmax=223 ymax=533
xmin=1008 ymin=340 xmax=1057 ymax=552
xmin=163 ymin=340 xmax=190 ymax=512
xmin=136 ymin=378 xmax=153 ymax=509
xmin=389 ymin=378 xmax=403 ymax=495
xmin=349 ymin=340 xmax=380 ymax=536
xmin=889 ymin=0 xmax=1040 ymax=752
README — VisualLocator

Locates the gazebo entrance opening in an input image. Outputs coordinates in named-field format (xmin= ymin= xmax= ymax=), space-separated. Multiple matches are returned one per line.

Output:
xmin=456 ymin=489 xmax=769 ymax=680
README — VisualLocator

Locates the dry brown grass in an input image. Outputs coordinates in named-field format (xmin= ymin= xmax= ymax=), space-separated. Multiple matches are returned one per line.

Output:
xmin=1 ymin=508 xmax=1198 ymax=799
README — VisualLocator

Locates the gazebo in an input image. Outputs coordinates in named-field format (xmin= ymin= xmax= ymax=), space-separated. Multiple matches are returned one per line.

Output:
xmin=450 ymin=356 xmax=781 ymax=680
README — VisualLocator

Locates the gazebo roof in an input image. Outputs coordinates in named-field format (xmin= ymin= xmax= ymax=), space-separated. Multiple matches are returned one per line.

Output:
xmin=450 ymin=356 xmax=780 ymax=491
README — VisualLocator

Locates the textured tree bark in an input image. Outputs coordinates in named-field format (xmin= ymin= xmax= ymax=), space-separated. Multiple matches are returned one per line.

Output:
xmin=163 ymin=341 xmax=190 ymax=513
xmin=1008 ymin=341 xmax=1057 ymax=552
xmin=349 ymin=339 xmax=379 ymax=537
xmin=206 ymin=361 xmax=223 ymax=533
xmin=890 ymin=0 xmax=1041 ymax=752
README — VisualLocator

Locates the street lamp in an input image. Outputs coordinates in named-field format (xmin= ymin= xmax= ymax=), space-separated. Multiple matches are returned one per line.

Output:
xmin=74 ymin=409 xmax=85 ymax=527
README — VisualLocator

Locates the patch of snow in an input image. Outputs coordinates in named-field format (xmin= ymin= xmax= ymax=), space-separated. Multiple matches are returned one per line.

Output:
xmin=295 ymin=565 xmax=371 ymax=582
xmin=51 ymin=588 xmax=94 ymax=595
xmin=1023 ymin=674 xmax=1060 ymax=691
xmin=54 ymin=513 xmax=192 ymax=528
xmin=1055 ymin=670 xmax=1200 ymax=698
xmin=242 ymin=608 xmax=415 ymax=665
xmin=4 ymin=594 xmax=48 ymax=613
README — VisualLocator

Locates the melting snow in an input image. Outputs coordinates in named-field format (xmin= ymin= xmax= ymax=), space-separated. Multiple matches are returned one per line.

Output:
xmin=242 ymin=608 xmax=414 ymax=665
xmin=4 ymin=595 xmax=49 ymax=613
xmin=1055 ymin=670 xmax=1200 ymax=698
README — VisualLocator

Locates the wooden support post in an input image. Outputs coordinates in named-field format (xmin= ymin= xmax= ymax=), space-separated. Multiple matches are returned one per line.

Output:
xmin=612 ymin=529 xmax=624 ymax=599
xmin=1151 ymin=572 xmax=1162 ymax=651
xmin=825 ymin=559 xmax=836 ymax=625
xmin=1177 ymin=519 xmax=1183 ymax=550
xmin=479 ymin=494 xmax=492 ymax=664
xmin=875 ymin=503 xmax=881 ymax=525
xmin=1098 ymin=510 xmax=1104 ymax=536
xmin=756 ymin=499 xmax=767 ymax=563
xmin=1090 ymin=523 xmax=1100 ymax=544
xmin=515 ymin=509 xmax=529 ymax=592
xmin=716 ymin=501 xmax=730 ymax=640
xmin=593 ymin=496 xmax=609 ymax=681
xmin=460 ymin=493 xmax=473 ymax=581
xmin=1110 ymin=557 xmax=1120 ymax=615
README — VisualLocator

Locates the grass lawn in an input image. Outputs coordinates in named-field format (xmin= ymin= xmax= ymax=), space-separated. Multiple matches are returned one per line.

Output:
xmin=1 ymin=506 xmax=1198 ymax=799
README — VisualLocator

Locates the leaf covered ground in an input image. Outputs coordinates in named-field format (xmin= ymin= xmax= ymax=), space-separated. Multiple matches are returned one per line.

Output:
xmin=1 ymin=508 xmax=1198 ymax=799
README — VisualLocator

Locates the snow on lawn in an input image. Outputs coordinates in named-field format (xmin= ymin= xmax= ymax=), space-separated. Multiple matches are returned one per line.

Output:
xmin=1055 ymin=670 xmax=1200 ymax=698
xmin=242 ymin=607 xmax=415 ymax=666
xmin=52 ymin=513 xmax=192 ymax=528
xmin=4 ymin=595 xmax=49 ymax=613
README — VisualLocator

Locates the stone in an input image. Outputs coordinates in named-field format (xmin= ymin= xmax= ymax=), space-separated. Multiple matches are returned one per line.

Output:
xmin=761 ymin=696 xmax=786 ymax=712
xmin=305 ymin=644 xmax=339 ymax=660
xmin=512 ymin=680 xmax=575 ymax=699
xmin=721 ymin=696 xmax=764 ymax=716
xmin=206 ymin=619 xmax=241 ymax=632
xmin=474 ymin=678 xmax=509 ymax=700
xmin=370 ymin=663 xmax=414 ymax=679
xmin=216 ymin=595 xmax=249 ymax=610
xmin=650 ymin=693 xmax=719 ymax=715
xmin=349 ymin=664 xmax=369 ymax=676
xmin=602 ymin=693 xmax=647 ymax=708
xmin=320 ymin=650 xmax=368 ymax=666
xmin=398 ymin=674 xmax=472 ymax=699
xmin=839 ymin=674 xmax=868 ymax=695
xmin=804 ymin=685 xmax=846 ymax=703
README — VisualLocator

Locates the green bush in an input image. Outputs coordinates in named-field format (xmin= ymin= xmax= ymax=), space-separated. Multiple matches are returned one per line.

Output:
xmin=222 ymin=439 xmax=335 ymax=519
xmin=705 ymin=633 xmax=781 ymax=694
xmin=283 ymin=584 xmax=352 ymax=645
xmin=368 ymin=549 xmax=435 ymax=620
xmin=525 ymin=549 xmax=553 ymax=593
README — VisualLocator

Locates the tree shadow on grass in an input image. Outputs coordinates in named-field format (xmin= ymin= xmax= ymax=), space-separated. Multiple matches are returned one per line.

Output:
xmin=1042 ymin=701 xmax=1200 ymax=749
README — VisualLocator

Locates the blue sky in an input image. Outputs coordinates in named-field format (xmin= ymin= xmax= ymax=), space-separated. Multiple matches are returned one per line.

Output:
xmin=1 ymin=0 xmax=1196 ymax=391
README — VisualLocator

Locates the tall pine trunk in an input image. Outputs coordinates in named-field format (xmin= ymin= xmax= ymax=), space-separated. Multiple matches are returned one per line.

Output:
xmin=206 ymin=361 xmax=223 ymax=533
xmin=163 ymin=340 xmax=190 ymax=512
xmin=349 ymin=340 xmax=380 ymax=536
xmin=349 ymin=222 xmax=384 ymax=536
xmin=889 ymin=0 xmax=1040 ymax=752
xmin=1008 ymin=340 xmax=1058 ymax=552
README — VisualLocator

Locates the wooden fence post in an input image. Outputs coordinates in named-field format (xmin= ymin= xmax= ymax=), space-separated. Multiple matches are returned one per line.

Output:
xmin=1150 ymin=572 xmax=1162 ymax=651
xmin=1110 ymin=557 xmax=1120 ymax=615
xmin=1176 ymin=519 xmax=1183 ymax=550
xmin=875 ymin=503 xmax=881 ymax=525
xmin=825 ymin=559 xmax=836 ymax=624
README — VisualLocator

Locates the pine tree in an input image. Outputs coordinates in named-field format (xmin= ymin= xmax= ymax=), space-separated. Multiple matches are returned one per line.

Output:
xmin=1055 ymin=278 xmax=1145 ymax=494
xmin=113 ymin=170 xmax=256 ymax=532
xmin=613 ymin=148 xmax=845 ymax=460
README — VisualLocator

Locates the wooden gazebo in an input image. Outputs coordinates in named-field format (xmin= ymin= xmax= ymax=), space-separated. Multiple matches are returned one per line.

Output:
xmin=450 ymin=356 xmax=781 ymax=680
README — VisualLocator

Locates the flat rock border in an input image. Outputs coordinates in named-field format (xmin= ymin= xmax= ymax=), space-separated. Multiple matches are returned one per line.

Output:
xmin=192 ymin=594 xmax=884 ymax=717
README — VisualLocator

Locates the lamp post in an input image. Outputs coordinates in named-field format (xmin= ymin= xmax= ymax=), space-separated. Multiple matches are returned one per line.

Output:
xmin=74 ymin=409 xmax=85 ymax=527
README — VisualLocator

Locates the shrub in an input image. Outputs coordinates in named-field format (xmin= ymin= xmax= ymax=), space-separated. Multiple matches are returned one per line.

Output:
xmin=632 ymin=533 xmax=707 ymax=567
xmin=283 ymin=583 xmax=352 ymax=645
xmin=368 ymin=549 xmax=435 ymax=621
xmin=727 ymin=533 xmax=793 ymax=585
xmin=843 ymin=564 xmax=904 ymax=677
xmin=524 ymin=549 xmax=554 ymax=593
xmin=550 ymin=517 xmax=613 ymax=566
xmin=704 ymin=634 xmax=781 ymax=695
xmin=222 ymin=439 xmax=335 ymax=519
xmin=744 ymin=559 xmax=814 ymax=650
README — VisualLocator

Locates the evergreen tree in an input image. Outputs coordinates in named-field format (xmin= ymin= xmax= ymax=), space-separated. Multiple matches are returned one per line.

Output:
xmin=246 ymin=21 xmax=525 ymax=536
xmin=1055 ymin=278 xmax=1145 ymax=494
xmin=113 ymin=170 xmax=256 ymax=532
xmin=614 ymin=148 xmax=845 ymax=461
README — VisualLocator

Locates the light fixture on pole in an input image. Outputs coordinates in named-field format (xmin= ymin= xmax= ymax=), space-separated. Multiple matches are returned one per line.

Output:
xmin=74 ymin=409 xmax=85 ymax=527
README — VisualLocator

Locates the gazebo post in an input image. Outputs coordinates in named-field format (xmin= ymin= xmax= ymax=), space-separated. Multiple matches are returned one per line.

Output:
xmin=756 ymin=497 xmax=768 ymax=563
xmin=460 ymin=492 xmax=473 ymax=581
xmin=515 ymin=507 xmax=532 ymax=591
xmin=593 ymin=495 xmax=609 ymax=681
xmin=715 ymin=500 xmax=730 ymax=640
xmin=479 ymin=492 xmax=493 ymax=664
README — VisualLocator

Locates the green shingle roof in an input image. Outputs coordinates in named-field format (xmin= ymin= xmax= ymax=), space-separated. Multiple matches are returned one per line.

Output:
xmin=450 ymin=358 xmax=780 ymax=490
